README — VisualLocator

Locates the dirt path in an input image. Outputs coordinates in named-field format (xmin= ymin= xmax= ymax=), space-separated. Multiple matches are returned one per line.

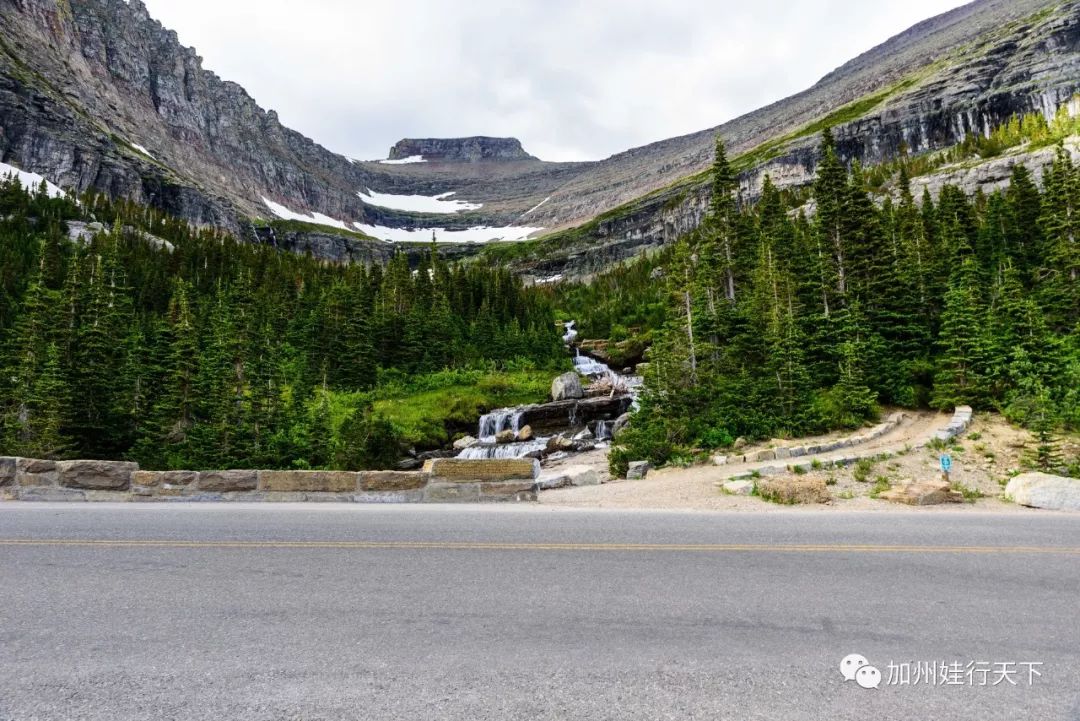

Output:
xmin=539 ymin=410 xmax=1028 ymax=511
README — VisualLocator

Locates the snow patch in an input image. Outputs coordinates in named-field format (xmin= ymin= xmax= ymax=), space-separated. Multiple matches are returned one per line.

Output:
xmin=0 ymin=161 xmax=66 ymax=199
xmin=354 ymin=223 xmax=543 ymax=244
xmin=130 ymin=143 xmax=155 ymax=160
xmin=379 ymin=155 xmax=426 ymax=165
xmin=261 ymin=197 xmax=353 ymax=232
xmin=357 ymin=188 xmax=482 ymax=214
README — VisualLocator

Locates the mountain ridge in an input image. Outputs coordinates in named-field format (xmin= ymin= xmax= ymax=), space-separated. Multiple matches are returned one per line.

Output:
xmin=1 ymin=0 xmax=1077 ymax=266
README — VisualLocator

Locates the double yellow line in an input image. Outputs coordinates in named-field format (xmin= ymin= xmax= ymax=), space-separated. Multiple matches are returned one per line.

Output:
xmin=2 ymin=539 xmax=1079 ymax=555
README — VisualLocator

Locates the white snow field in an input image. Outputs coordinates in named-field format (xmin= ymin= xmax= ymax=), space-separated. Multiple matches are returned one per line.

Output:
xmin=0 ymin=161 xmax=66 ymax=199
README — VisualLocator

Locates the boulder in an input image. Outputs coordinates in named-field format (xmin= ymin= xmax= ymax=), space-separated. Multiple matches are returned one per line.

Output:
xmin=197 ymin=470 xmax=257 ymax=492
xmin=517 ymin=425 xmax=534 ymax=442
xmin=733 ymin=437 xmax=748 ymax=451
xmin=572 ymin=428 xmax=595 ymax=442
xmin=756 ymin=477 xmax=831 ymax=504
xmin=546 ymin=435 xmax=575 ymax=453
xmin=397 ymin=457 xmax=423 ymax=471
xmin=561 ymin=465 xmax=601 ymax=487
xmin=536 ymin=472 xmax=572 ymax=490
xmin=551 ymin=372 xmax=584 ymax=401
xmin=878 ymin=479 xmax=961 ymax=506
xmin=711 ymin=455 xmax=729 ymax=466
xmin=752 ymin=449 xmax=776 ymax=462
xmin=626 ymin=461 xmax=651 ymax=480
xmin=723 ymin=480 xmax=754 ymax=496
xmin=1005 ymin=472 xmax=1080 ymax=512
xmin=495 ymin=429 xmax=517 ymax=444
xmin=612 ymin=413 xmax=631 ymax=436
xmin=57 ymin=460 xmax=137 ymax=491
xmin=453 ymin=435 xmax=479 ymax=451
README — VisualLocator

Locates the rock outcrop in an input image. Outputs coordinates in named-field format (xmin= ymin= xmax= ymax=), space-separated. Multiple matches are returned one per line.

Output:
xmin=388 ymin=137 xmax=536 ymax=162
xmin=2 ymin=0 xmax=1078 ymax=275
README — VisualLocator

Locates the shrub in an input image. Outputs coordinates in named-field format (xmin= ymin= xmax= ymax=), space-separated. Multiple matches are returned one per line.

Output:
xmin=756 ymin=477 xmax=831 ymax=505
xmin=852 ymin=458 xmax=876 ymax=483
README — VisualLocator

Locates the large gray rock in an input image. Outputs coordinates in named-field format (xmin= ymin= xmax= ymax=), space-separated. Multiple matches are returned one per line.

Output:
xmin=57 ymin=460 xmax=138 ymax=491
xmin=1006 ymin=473 xmax=1080 ymax=512
xmin=551 ymin=372 xmax=584 ymax=401
xmin=626 ymin=461 xmax=651 ymax=480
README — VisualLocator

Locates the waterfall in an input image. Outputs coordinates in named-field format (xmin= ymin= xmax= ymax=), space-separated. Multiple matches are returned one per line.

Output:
xmin=477 ymin=408 xmax=526 ymax=441
xmin=562 ymin=320 xmax=578 ymax=345
xmin=573 ymin=347 xmax=615 ymax=380
xmin=594 ymin=420 xmax=615 ymax=441
xmin=458 ymin=438 xmax=549 ymax=460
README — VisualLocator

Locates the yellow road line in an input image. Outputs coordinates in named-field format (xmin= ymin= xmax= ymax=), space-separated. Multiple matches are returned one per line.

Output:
xmin=1 ymin=539 xmax=1079 ymax=555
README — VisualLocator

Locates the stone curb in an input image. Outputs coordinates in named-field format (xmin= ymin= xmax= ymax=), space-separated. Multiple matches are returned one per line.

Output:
xmin=715 ymin=407 xmax=974 ymax=485
xmin=0 ymin=457 xmax=538 ymax=504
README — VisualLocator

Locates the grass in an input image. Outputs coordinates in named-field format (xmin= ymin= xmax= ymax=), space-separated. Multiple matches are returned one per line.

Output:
xmin=952 ymin=483 xmax=985 ymax=502
xmin=328 ymin=368 xmax=557 ymax=449
xmin=869 ymin=476 xmax=892 ymax=499
xmin=852 ymin=458 xmax=877 ymax=483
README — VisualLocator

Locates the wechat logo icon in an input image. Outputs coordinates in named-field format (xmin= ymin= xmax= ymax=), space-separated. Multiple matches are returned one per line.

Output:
xmin=841 ymin=653 xmax=882 ymax=690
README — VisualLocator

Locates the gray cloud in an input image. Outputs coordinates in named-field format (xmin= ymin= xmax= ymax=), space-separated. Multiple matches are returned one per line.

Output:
xmin=140 ymin=0 xmax=969 ymax=161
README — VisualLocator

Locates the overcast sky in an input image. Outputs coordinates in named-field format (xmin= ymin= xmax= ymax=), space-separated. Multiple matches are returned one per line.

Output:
xmin=140 ymin=0 xmax=970 ymax=162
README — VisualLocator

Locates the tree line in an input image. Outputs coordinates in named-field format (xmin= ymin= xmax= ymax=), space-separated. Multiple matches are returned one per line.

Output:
xmin=0 ymin=179 xmax=563 ymax=469
xmin=592 ymin=130 xmax=1080 ymax=474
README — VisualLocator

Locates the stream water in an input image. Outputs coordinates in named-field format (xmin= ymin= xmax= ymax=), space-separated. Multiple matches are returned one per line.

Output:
xmin=457 ymin=321 xmax=641 ymax=460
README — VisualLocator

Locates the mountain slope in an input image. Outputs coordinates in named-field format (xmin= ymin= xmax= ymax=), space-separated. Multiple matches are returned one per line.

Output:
xmin=1 ymin=0 xmax=1078 ymax=267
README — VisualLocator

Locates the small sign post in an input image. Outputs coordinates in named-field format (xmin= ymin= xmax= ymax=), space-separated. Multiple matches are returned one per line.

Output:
xmin=940 ymin=453 xmax=953 ymax=484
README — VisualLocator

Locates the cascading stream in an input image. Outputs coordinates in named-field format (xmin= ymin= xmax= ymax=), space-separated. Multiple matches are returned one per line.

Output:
xmin=458 ymin=320 xmax=642 ymax=459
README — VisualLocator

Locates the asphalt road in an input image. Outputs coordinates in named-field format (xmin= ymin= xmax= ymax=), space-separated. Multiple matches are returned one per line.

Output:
xmin=1 ymin=504 xmax=1078 ymax=721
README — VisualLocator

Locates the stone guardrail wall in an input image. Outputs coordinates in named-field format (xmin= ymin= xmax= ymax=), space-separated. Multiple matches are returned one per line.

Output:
xmin=719 ymin=407 xmax=974 ymax=482
xmin=0 ymin=457 xmax=541 ymax=504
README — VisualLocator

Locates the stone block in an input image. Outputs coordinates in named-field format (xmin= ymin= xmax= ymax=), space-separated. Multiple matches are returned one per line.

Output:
xmin=423 ymin=482 xmax=481 ymax=503
xmin=753 ymin=450 xmax=776 ymax=462
xmin=197 ymin=470 xmax=257 ymax=492
xmin=480 ymin=481 xmax=538 ymax=500
xmin=788 ymin=447 xmax=807 ymax=458
xmin=722 ymin=480 xmax=754 ymax=496
xmin=626 ymin=461 xmax=651 ymax=480
xmin=18 ymin=487 xmax=87 ymax=502
xmin=774 ymin=448 xmax=791 ymax=460
xmin=711 ymin=455 xmax=729 ymax=466
xmin=16 ymin=458 xmax=57 ymax=486
xmin=131 ymin=471 xmax=164 ymax=488
xmin=428 ymin=458 xmax=540 ymax=483
xmin=358 ymin=471 xmax=430 ymax=492
xmin=259 ymin=470 xmax=359 ymax=493
xmin=0 ymin=457 xmax=15 ymax=487
xmin=879 ymin=480 xmax=955 ymax=506
xmin=57 ymin=460 xmax=137 ymax=490
xmin=354 ymin=490 xmax=425 ymax=504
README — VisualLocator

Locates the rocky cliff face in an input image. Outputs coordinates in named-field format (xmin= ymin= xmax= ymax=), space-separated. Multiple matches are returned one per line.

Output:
xmin=1 ymin=0 xmax=1078 ymax=271
xmin=388 ymin=137 xmax=536 ymax=162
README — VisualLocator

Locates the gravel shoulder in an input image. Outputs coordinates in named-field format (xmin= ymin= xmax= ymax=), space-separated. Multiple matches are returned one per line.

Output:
xmin=540 ymin=411 xmax=1053 ymax=513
